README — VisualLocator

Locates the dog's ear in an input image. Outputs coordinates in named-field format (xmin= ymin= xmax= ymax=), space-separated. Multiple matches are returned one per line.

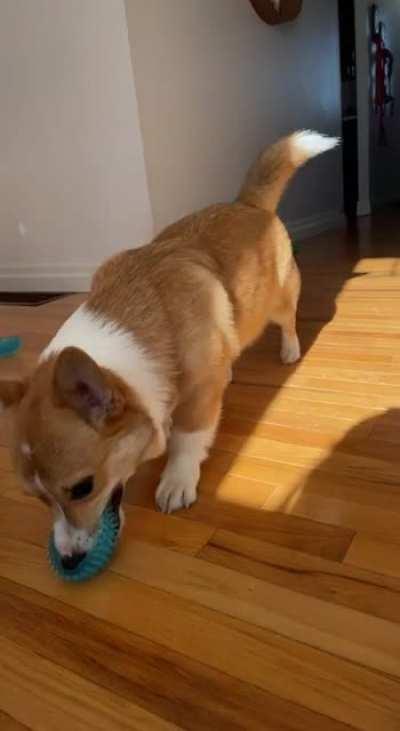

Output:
xmin=53 ymin=347 xmax=126 ymax=430
xmin=0 ymin=380 xmax=26 ymax=410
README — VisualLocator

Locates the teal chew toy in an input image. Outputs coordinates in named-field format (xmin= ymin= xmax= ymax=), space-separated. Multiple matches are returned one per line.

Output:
xmin=48 ymin=501 xmax=120 ymax=582
xmin=0 ymin=336 xmax=22 ymax=358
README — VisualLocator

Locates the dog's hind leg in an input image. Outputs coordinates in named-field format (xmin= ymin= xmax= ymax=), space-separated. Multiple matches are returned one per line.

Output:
xmin=272 ymin=258 xmax=301 ymax=365
xmin=280 ymin=315 xmax=301 ymax=365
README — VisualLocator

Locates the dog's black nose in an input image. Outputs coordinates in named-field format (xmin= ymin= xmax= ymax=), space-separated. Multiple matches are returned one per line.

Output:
xmin=61 ymin=552 xmax=86 ymax=571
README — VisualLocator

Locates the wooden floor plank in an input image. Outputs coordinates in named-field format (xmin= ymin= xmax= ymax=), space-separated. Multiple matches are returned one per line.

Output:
xmin=0 ymin=538 xmax=399 ymax=731
xmin=0 ymin=577 xmax=351 ymax=731
xmin=0 ymin=446 xmax=14 ymax=473
xmin=274 ymin=492 xmax=400 ymax=545
xmin=0 ymin=535 xmax=399 ymax=682
xmin=345 ymin=534 xmax=400 ymax=580
xmin=214 ymin=433 xmax=400 ymax=490
xmin=182 ymin=493 xmax=355 ymax=560
xmin=233 ymin=366 xmax=400 ymax=404
xmin=224 ymin=381 xmax=385 ymax=420
xmin=0 ymin=710 xmax=31 ymax=731
xmin=0 ymin=635 xmax=179 ymax=731
xmin=127 ymin=461 xmax=355 ymax=560
xmin=198 ymin=529 xmax=400 ymax=624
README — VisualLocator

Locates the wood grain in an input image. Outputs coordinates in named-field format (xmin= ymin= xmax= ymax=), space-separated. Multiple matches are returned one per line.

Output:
xmin=198 ymin=529 xmax=400 ymax=624
xmin=0 ymin=576 xmax=349 ymax=731
xmin=345 ymin=534 xmax=400 ymax=580
xmin=0 ymin=635 xmax=179 ymax=731
xmin=1 ymin=535 xmax=399 ymax=682
xmin=1 ymin=537 xmax=400 ymax=731
xmin=0 ymin=710 xmax=30 ymax=731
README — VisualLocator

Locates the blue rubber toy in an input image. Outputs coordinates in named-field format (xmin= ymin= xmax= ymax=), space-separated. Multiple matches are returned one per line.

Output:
xmin=0 ymin=336 xmax=22 ymax=358
xmin=48 ymin=502 xmax=120 ymax=582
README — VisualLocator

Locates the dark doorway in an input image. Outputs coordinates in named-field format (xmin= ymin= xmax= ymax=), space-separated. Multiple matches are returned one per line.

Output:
xmin=338 ymin=0 xmax=359 ymax=219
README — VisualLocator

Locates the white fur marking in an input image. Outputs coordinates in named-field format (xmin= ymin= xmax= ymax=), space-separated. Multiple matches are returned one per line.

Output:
xmin=291 ymin=130 xmax=339 ymax=165
xmin=22 ymin=472 xmax=44 ymax=497
xmin=53 ymin=512 xmax=95 ymax=557
xmin=281 ymin=332 xmax=301 ymax=364
xmin=41 ymin=304 xmax=170 ymax=428
xmin=33 ymin=472 xmax=46 ymax=492
xmin=21 ymin=442 xmax=32 ymax=457
xmin=211 ymin=280 xmax=240 ymax=357
xmin=156 ymin=425 xmax=217 ymax=513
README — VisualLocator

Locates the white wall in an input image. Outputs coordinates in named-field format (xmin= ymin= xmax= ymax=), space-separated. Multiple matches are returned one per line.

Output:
xmin=0 ymin=0 xmax=344 ymax=293
xmin=125 ymin=0 xmax=343 ymax=237
xmin=0 ymin=0 xmax=153 ymax=292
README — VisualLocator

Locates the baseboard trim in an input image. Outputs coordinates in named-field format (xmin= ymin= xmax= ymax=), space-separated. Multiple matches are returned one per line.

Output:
xmin=357 ymin=199 xmax=371 ymax=216
xmin=286 ymin=210 xmax=346 ymax=241
xmin=0 ymin=266 xmax=93 ymax=293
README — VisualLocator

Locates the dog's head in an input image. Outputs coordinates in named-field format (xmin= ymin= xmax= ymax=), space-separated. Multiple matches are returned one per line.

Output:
xmin=1 ymin=346 xmax=164 ymax=568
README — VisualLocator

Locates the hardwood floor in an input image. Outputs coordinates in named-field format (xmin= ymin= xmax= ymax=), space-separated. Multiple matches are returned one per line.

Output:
xmin=1 ymin=208 xmax=400 ymax=730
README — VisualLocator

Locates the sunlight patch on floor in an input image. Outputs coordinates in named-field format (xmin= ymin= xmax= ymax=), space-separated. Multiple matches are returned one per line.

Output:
xmin=352 ymin=258 xmax=399 ymax=274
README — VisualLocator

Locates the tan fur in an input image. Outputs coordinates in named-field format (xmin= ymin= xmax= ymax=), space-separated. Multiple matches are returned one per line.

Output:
xmin=0 ymin=131 xmax=333 ymax=539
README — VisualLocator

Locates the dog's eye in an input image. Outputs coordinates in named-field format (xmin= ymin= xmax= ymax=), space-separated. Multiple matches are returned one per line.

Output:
xmin=70 ymin=476 xmax=94 ymax=501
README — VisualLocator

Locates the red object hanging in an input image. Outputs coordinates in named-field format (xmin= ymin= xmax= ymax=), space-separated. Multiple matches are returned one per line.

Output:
xmin=371 ymin=5 xmax=394 ymax=145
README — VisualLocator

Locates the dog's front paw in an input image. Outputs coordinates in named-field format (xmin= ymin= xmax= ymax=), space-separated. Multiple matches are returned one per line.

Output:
xmin=156 ymin=470 xmax=198 ymax=514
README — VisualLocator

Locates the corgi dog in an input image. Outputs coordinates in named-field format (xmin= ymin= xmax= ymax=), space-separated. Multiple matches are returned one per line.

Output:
xmin=0 ymin=131 xmax=337 ymax=569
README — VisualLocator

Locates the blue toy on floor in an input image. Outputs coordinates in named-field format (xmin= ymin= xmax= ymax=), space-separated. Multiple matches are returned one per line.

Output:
xmin=0 ymin=336 xmax=22 ymax=357
xmin=48 ymin=502 xmax=120 ymax=582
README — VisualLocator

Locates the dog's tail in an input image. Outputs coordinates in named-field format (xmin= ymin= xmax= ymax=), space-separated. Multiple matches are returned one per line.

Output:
xmin=238 ymin=130 xmax=339 ymax=214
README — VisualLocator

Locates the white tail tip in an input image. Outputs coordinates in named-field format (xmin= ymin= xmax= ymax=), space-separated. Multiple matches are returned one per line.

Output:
xmin=291 ymin=130 xmax=340 ymax=164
